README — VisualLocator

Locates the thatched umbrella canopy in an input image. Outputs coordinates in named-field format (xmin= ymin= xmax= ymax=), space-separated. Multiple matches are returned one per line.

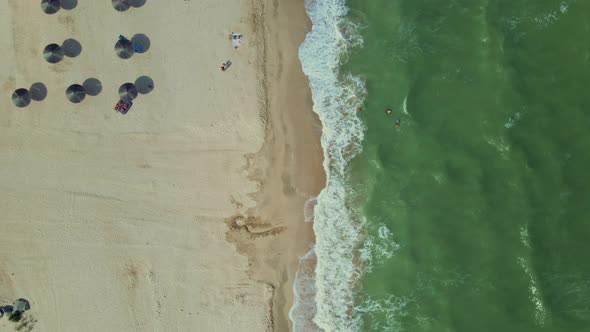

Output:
xmin=41 ymin=0 xmax=61 ymax=14
xmin=135 ymin=76 xmax=154 ymax=94
xmin=119 ymin=83 xmax=138 ymax=101
xmin=12 ymin=89 xmax=32 ymax=108
xmin=43 ymin=43 xmax=64 ymax=63
xmin=115 ymin=39 xmax=134 ymax=59
xmin=112 ymin=0 xmax=131 ymax=12
xmin=66 ymin=84 xmax=86 ymax=103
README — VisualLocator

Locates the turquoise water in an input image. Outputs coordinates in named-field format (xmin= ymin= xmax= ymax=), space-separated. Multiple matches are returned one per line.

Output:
xmin=335 ymin=0 xmax=590 ymax=331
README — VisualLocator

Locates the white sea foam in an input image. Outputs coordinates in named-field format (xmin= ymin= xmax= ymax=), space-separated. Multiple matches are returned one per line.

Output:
xmin=519 ymin=226 xmax=548 ymax=326
xmin=504 ymin=111 xmax=522 ymax=128
xmin=402 ymin=96 xmax=409 ymax=115
xmin=560 ymin=2 xmax=569 ymax=13
xmin=359 ymin=224 xmax=400 ymax=273
xmin=484 ymin=136 xmax=510 ymax=157
xmin=532 ymin=1 xmax=574 ymax=29
xmin=304 ymin=196 xmax=318 ymax=222
xmin=292 ymin=0 xmax=366 ymax=330
xmin=290 ymin=249 xmax=322 ymax=332
xmin=353 ymin=295 xmax=409 ymax=331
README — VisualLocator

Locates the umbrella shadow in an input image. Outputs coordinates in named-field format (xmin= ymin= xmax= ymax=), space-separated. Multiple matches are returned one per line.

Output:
xmin=131 ymin=34 xmax=150 ymax=53
xmin=135 ymin=76 xmax=154 ymax=94
xmin=60 ymin=0 xmax=78 ymax=10
xmin=62 ymin=38 xmax=82 ymax=58
xmin=30 ymin=83 xmax=48 ymax=101
xmin=130 ymin=0 xmax=146 ymax=8
xmin=83 ymin=78 xmax=102 ymax=96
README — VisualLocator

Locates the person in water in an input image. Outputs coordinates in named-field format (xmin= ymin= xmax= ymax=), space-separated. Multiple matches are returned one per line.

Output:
xmin=395 ymin=118 xmax=401 ymax=128
xmin=386 ymin=108 xmax=392 ymax=115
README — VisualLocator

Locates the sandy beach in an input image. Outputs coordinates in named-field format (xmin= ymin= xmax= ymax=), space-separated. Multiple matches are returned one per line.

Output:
xmin=0 ymin=0 xmax=322 ymax=331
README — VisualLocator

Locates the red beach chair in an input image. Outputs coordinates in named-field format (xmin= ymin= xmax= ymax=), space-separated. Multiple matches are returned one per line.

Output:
xmin=114 ymin=99 xmax=133 ymax=114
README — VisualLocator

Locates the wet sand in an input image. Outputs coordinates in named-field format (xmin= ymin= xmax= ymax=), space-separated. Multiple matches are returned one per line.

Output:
xmin=226 ymin=0 xmax=325 ymax=330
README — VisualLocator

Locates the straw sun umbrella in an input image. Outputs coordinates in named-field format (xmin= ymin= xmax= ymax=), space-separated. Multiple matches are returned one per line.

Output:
xmin=119 ymin=83 xmax=138 ymax=101
xmin=114 ymin=38 xmax=135 ymax=59
xmin=66 ymin=84 xmax=86 ymax=103
xmin=43 ymin=43 xmax=64 ymax=63
xmin=12 ymin=89 xmax=32 ymax=108
xmin=41 ymin=0 xmax=61 ymax=14
xmin=112 ymin=0 xmax=131 ymax=12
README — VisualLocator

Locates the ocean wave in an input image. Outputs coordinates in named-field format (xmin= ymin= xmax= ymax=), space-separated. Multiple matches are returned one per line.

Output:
xmin=504 ymin=111 xmax=522 ymax=128
xmin=304 ymin=196 xmax=318 ymax=223
xmin=358 ymin=224 xmax=400 ymax=273
xmin=292 ymin=0 xmax=366 ymax=330
xmin=290 ymin=249 xmax=321 ymax=332
xmin=353 ymin=294 xmax=409 ymax=331
xmin=519 ymin=226 xmax=548 ymax=326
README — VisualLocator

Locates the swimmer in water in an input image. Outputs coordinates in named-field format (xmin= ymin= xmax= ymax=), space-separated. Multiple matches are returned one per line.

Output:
xmin=395 ymin=118 xmax=401 ymax=128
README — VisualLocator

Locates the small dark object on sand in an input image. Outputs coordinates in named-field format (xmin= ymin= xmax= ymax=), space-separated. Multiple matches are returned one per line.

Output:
xmin=221 ymin=60 xmax=232 ymax=71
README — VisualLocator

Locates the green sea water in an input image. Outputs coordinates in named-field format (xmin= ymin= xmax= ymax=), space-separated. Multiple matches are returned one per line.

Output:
xmin=344 ymin=0 xmax=590 ymax=331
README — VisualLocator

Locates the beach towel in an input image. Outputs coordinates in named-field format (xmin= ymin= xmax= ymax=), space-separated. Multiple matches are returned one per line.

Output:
xmin=231 ymin=32 xmax=243 ymax=49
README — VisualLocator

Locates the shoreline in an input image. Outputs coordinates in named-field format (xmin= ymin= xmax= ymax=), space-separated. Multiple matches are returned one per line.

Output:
xmin=227 ymin=0 xmax=325 ymax=330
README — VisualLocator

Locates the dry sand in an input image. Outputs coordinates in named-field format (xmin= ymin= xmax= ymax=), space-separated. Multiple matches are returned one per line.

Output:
xmin=0 ymin=0 xmax=322 ymax=331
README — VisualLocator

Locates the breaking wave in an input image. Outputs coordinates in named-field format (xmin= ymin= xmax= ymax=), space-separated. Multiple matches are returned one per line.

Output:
xmin=290 ymin=0 xmax=366 ymax=330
